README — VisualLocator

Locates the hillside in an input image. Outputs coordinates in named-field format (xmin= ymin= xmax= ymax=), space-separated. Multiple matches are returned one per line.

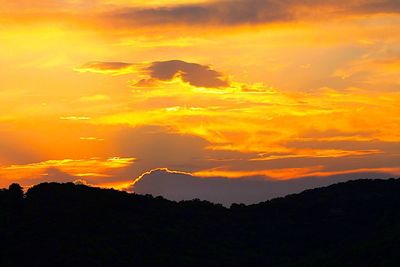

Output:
xmin=1 ymin=178 xmax=400 ymax=266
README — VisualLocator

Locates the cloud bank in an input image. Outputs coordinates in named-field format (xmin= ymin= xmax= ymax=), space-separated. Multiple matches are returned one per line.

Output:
xmin=3 ymin=0 xmax=400 ymax=30
xmin=105 ymin=0 xmax=400 ymax=27
xmin=129 ymin=168 xmax=397 ymax=205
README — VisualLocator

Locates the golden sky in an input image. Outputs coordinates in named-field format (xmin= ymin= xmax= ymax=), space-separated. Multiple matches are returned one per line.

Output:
xmin=0 ymin=0 xmax=399 ymax=195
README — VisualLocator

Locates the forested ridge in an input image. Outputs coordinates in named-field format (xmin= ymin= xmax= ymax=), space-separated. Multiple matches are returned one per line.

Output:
xmin=1 ymin=178 xmax=400 ymax=266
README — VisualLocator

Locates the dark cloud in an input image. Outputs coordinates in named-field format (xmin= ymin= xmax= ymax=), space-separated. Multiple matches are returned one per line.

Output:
xmin=105 ymin=0 xmax=400 ymax=27
xmin=129 ymin=168 xmax=396 ymax=206
xmin=4 ymin=0 xmax=400 ymax=28
xmin=77 ymin=60 xmax=229 ymax=88
xmin=113 ymin=0 xmax=292 ymax=26
xmin=146 ymin=60 xmax=229 ymax=88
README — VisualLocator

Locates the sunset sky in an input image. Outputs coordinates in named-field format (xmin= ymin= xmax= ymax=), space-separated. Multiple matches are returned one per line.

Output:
xmin=1 ymin=0 xmax=399 ymax=202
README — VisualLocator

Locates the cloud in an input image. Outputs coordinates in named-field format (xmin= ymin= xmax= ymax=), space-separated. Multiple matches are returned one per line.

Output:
xmin=3 ymin=0 xmax=400 ymax=29
xmin=111 ymin=0 xmax=292 ymax=26
xmin=76 ymin=59 xmax=229 ymax=88
xmin=128 ymin=168 xmax=397 ymax=205
xmin=103 ymin=0 xmax=400 ymax=27
xmin=146 ymin=60 xmax=229 ymax=88
xmin=352 ymin=0 xmax=400 ymax=14
xmin=0 ymin=157 xmax=135 ymax=187
xmin=74 ymin=61 xmax=138 ymax=75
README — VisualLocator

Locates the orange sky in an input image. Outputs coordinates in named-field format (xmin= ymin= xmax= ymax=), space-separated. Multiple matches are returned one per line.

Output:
xmin=0 ymin=0 xmax=399 ymax=190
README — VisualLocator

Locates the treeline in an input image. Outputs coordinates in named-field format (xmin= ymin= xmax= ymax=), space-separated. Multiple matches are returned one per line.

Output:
xmin=1 ymin=179 xmax=400 ymax=266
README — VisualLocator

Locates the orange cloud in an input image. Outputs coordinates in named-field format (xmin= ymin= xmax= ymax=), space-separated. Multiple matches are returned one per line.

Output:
xmin=0 ymin=157 xmax=135 ymax=186
xmin=193 ymin=166 xmax=400 ymax=181
xmin=193 ymin=166 xmax=325 ymax=180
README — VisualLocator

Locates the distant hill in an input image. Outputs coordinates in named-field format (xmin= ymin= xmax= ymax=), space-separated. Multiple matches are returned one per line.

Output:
xmin=1 ymin=178 xmax=400 ymax=266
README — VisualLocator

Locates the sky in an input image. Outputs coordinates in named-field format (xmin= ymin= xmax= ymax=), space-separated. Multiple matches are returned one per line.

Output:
xmin=0 ymin=0 xmax=399 ymax=204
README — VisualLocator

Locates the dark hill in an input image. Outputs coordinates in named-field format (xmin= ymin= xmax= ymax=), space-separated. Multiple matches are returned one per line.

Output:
xmin=1 ymin=178 xmax=400 ymax=266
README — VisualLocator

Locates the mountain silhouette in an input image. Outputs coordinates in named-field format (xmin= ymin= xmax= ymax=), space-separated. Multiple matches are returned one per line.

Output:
xmin=1 ymin=178 xmax=400 ymax=266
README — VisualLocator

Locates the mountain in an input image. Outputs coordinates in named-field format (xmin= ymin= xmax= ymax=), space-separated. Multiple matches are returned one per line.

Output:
xmin=1 ymin=178 xmax=400 ymax=266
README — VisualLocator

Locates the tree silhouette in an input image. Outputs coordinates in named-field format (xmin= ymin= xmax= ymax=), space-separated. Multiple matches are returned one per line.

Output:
xmin=8 ymin=183 xmax=23 ymax=200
